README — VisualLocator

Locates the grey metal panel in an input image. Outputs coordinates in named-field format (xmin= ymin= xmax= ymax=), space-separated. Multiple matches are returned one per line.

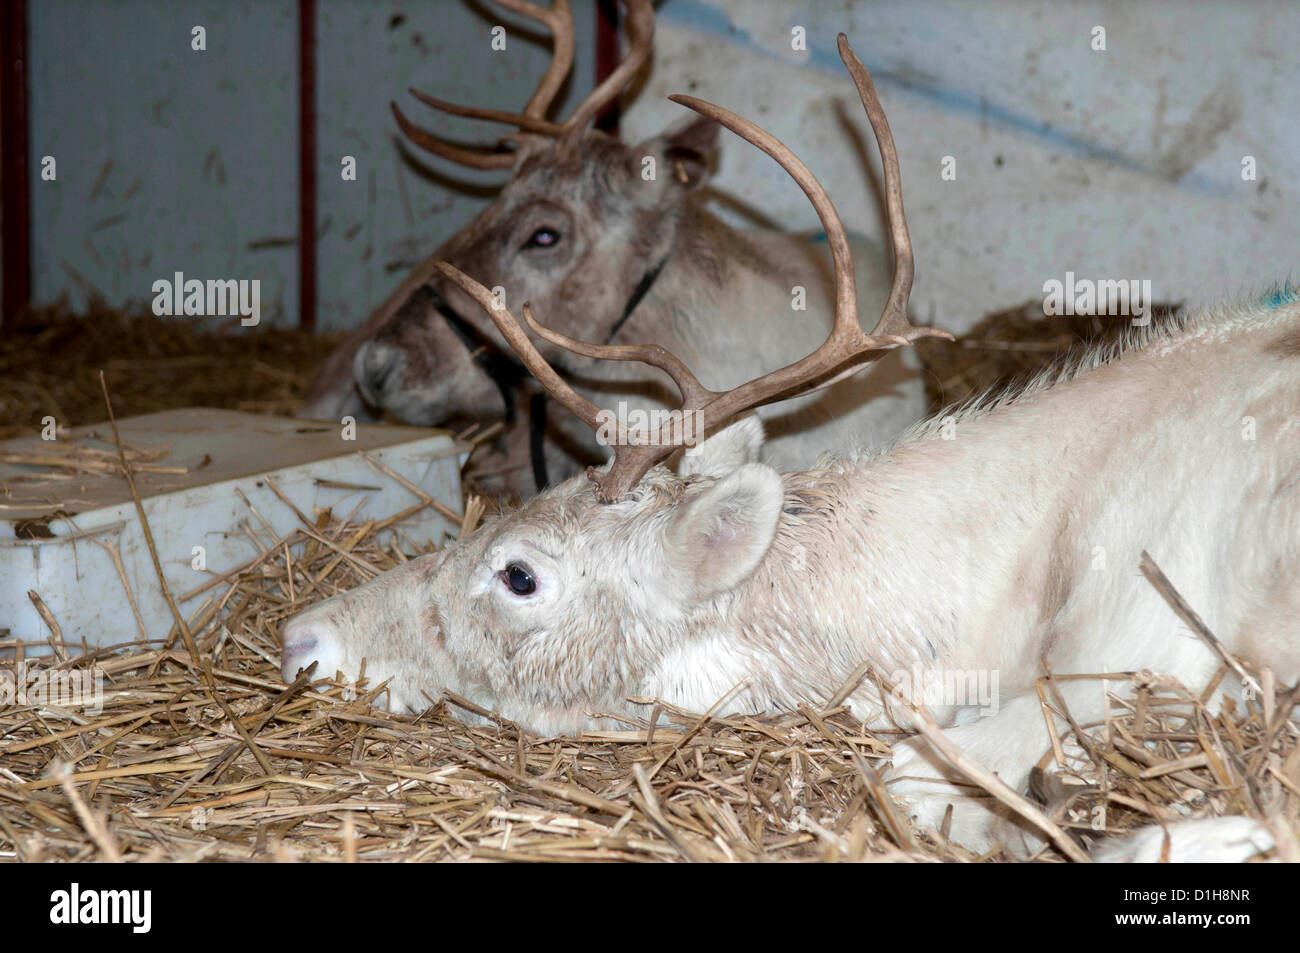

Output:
xmin=28 ymin=0 xmax=299 ymax=324
xmin=25 ymin=0 xmax=595 ymax=332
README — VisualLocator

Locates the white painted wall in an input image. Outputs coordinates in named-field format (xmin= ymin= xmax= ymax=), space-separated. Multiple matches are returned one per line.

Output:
xmin=624 ymin=0 xmax=1299 ymax=333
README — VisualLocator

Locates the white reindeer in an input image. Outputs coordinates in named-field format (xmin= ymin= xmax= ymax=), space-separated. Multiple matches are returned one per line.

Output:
xmin=282 ymin=36 xmax=1297 ymax=861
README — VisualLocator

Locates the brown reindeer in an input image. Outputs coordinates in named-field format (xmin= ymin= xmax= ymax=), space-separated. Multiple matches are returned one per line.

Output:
xmin=301 ymin=0 xmax=926 ymax=495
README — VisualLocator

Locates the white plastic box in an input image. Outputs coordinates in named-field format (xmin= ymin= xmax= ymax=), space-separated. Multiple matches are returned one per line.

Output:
xmin=0 ymin=408 xmax=467 ymax=651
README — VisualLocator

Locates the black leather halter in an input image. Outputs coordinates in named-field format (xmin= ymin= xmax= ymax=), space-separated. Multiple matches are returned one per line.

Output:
xmin=430 ymin=288 xmax=526 ymax=424
xmin=433 ymin=257 xmax=667 ymax=491
xmin=603 ymin=256 xmax=666 ymax=345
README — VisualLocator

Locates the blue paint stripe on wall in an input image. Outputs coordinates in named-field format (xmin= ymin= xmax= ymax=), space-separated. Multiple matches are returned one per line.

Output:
xmin=659 ymin=0 xmax=1229 ymax=197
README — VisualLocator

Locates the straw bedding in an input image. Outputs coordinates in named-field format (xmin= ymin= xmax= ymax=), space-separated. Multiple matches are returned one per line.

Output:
xmin=0 ymin=299 xmax=342 ymax=441
xmin=913 ymin=299 xmax=1183 ymax=409
xmin=1 ymin=301 xmax=1295 ymax=862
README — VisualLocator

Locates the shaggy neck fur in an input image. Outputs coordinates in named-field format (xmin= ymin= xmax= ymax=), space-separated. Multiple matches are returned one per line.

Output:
xmin=648 ymin=298 xmax=1300 ymax=727
xmin=637 ymin=203 xmax=814 ymax=343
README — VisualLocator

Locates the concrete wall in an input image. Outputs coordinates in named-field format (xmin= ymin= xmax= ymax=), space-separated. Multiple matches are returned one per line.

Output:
xmin=17 ymin=1 xmax=1297 ymax=335
xmin=625 ymin=0 xmax=1299 ymax=332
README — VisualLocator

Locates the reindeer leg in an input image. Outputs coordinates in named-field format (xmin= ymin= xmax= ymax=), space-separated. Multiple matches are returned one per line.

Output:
xmin=888 ymin=693 xmax=1059 ymax=857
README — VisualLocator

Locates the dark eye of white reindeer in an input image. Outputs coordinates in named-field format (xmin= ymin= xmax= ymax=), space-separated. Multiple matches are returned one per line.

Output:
xmin=523 ymin=227 xmax=561 ymax=249
xmin=500 ymin=562 xmax=536 ymax=596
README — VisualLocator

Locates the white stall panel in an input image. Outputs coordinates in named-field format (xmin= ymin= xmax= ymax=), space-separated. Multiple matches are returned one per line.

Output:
xmin=1 ymin=409 xmax=467 ymax=650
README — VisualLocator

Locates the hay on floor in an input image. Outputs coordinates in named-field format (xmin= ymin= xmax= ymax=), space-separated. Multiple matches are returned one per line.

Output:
xmin=0 ymin=299 xmax=342 ymax=441
xmin=915 ymin=300 xmax=1182 ymax=409
xmin=1 ymin=494 xmax=1295 ymax=863
xmin=3 ymin=298 xmax=1179 ymax=447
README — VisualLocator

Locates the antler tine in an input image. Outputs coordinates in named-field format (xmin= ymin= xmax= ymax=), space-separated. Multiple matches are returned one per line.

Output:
xmin=837 ymin=33 xmax=913 ymax=339
xmin=489 ymin=0 xmax=577 ymax=120
xmin=520 ymin=311 xmax=716 ymax=408
xmin=433 ymin=263 xmax=607 ymax=433
xmin=405 ymin=0 xmax=574 ymax=130
xmin=390 ymin=101 xmax=517 ymax=170
xmin=434 ymin=261 xmax=712 ymax=499
xmin=396 ymin=1 xmax=654 ymax=169
xmin=395 ymin=0 xmax=573 ymax=169
xmin=437 ymin=258 xmax=716 ymax=470
xmin=405 ymin=88 xmax=564 ymax=137
xmin=562 ymin=0 xmax=654 ymax=130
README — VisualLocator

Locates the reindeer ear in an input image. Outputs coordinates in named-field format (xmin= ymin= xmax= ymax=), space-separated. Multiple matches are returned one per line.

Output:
xmin=636 ymin=114 xmax=719 ymax=190
xmin=679 ymin=414 xmax=765 ymax=479
xmin=664 ymin=463 xmax=783 ymax=602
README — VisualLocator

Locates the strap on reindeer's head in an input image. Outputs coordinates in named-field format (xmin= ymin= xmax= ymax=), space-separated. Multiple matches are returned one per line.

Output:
xmin=438 ymin=34 xmax=953 ymax=502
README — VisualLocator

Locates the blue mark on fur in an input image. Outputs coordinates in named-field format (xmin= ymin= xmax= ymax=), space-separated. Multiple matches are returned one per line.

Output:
xmin=659 ymin=0 xmax=1228 ymax=197
xmin=1261 ymin=280 xmax=1299 ymax=310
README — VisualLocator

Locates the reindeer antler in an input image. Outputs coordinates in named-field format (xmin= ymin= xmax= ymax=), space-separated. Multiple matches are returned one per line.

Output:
xmin=437 ymin=33 xmax=953 ymax=502
xmin=392 ymin=0 xmax=654 ymax=170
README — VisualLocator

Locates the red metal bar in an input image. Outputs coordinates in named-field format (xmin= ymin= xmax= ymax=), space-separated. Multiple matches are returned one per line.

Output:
xmin=1 ymin=0 xmax=31 ymax=325
xmin=298 ymin=0 xmax=317 ymax=330
xmin=594 ymin=0 xmax=620 ymax=134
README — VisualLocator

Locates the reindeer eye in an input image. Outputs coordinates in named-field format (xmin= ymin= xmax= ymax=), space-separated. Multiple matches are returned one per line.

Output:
xmin=523 ymin=227 xmax=561 ymax=249
xmin=500 ymin=562 xmax=536 ymax=596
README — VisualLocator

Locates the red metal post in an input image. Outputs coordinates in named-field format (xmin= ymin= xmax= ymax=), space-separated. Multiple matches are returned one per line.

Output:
xmin=298 ymin=0 xmax=317 ymax=331
xmin=1 ymin=0 xmax=31 ymax=325
xmin=595 ymin=0 xmax=620 ymax=134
